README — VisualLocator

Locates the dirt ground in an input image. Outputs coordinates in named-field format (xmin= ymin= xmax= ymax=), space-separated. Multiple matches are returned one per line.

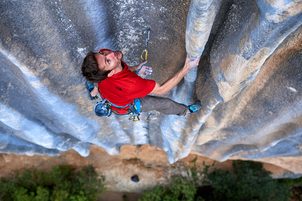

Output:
xmin=0 ymin=144 xmax=290 ymax=200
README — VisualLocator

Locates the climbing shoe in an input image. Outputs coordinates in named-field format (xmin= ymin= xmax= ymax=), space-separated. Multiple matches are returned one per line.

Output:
xmin=188 ymin=101 xmax=202 ymax=113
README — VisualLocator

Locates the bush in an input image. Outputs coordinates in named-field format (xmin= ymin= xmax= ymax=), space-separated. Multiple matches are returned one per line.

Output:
xmin=206 ymin=161 xmax=291 ymax=201
xmin=139 ymin=176 xmax=202 ymax=201
xmin=140 ymin=161 xmax=296 ymax=201
xmin=0 ymin=165 xmax=104 ymax=201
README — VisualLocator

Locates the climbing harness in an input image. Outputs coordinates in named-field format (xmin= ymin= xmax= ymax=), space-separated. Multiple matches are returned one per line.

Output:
xmin=86 ymin=81 xmax=142 ymax=121
xmin=140 ymin=27 xmax=151 ymax=62
xmin=94 ymin=97 xmax=141 ymax=121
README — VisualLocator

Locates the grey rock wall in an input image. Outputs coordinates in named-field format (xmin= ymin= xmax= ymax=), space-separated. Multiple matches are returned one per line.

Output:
xmin=192 ymin=0 xmax=302 ymax=173
xmin=0 ymin=0 xmax=301 ymax=174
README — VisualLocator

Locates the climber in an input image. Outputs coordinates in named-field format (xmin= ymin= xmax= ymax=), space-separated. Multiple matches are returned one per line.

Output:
xmin=81 ymin=48 xmax=201 ymax=118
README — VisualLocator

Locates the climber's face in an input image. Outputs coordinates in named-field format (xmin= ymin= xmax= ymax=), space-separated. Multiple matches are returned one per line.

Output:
xmin=95 ymin=49 xmax=123 ymax=72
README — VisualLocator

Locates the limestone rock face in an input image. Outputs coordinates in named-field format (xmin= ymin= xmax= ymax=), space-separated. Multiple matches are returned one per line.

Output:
xmin=0 ymin=0 xmax=301 ymax=174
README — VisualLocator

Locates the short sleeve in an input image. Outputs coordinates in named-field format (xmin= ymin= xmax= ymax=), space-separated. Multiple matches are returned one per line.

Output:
xmin=124 ymin=77 xmax=156 ymax=99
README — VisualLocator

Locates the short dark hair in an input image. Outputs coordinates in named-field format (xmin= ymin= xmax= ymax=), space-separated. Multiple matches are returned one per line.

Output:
xmin=81 ymin=51 xmax=109 ymax=82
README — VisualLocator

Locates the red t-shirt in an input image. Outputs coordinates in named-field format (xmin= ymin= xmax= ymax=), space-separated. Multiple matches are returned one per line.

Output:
xmin=98 ymin=61 xmax=156 ymax=114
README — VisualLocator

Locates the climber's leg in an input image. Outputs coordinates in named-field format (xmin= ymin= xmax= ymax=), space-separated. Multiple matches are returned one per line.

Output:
xmin=140 ymin=96 xmax=194 ymax=116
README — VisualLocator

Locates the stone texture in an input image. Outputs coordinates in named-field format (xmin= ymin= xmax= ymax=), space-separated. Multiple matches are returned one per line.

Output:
xmin=0 ymin=145 xmax=292 ymax=192
xmin=0 ymin=0 xmax=301 ymax=176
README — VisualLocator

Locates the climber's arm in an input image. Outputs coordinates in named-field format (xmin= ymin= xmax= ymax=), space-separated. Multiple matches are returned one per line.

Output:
xmin=150 ymin=56 xmax=199 ymax=96
xmin=129 ymin=64 xmax=140 ymax=72
xmin=90 ymin=86 xmax=99 ymax=97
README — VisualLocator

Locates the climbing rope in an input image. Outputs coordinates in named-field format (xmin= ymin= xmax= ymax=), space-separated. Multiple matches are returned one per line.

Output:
xmin=140 ymin=27 xmax=151 ymax=61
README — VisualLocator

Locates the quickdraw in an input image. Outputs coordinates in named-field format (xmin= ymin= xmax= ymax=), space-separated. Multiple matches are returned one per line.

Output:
xmin=128 ymin=99 xmax=141 ymax=121
xmin=140 ymin=27 xmax=151 ymax=62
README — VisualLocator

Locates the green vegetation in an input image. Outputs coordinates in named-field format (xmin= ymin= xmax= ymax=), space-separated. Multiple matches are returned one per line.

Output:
xmin=1 ymin=161 xmax=301 ymax=201
xmin=140 ymin=161 xmax=302 ymax=201
xmin=139 ymin=177 xmax=198 ymax=201
xmin=206 ymin=161 xmax=290 ymax=201
xmin=0 ymin=165 xmax=104 ymax=201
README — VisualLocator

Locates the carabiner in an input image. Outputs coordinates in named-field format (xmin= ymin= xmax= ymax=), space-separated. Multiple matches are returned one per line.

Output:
xmin=140 ymin=49 xmax=148 ymax=61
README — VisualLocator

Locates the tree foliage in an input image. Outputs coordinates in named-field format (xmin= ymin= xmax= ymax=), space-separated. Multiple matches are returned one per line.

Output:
xmin=207 ymin=161 xmax=290 ymax=201
xmin=139 ymin=177 xmax=201 ymax=201
xmin=0 ymin=165 xmax=104 ymax=201
xmin=139 ymin=161 xmax=299 ymax=201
